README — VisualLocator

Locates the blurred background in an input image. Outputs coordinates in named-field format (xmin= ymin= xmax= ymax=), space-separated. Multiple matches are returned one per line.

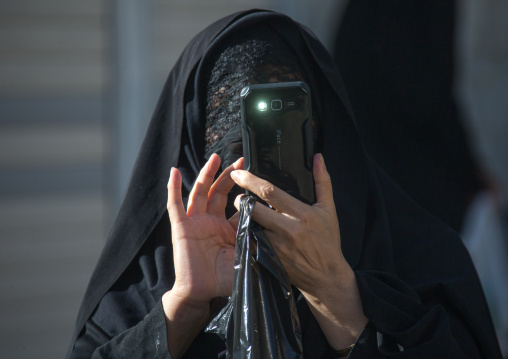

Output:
xmin=0 ymin=1 xmax=506 ymax=358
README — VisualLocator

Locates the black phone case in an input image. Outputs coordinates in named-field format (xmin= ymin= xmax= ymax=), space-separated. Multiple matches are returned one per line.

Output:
xmin=240 ymin=81 xmax=315 ymax=204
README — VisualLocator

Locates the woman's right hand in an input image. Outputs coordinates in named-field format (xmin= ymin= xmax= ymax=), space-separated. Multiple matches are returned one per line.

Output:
xmin=163 ymin=154 xmax=243 ymax=358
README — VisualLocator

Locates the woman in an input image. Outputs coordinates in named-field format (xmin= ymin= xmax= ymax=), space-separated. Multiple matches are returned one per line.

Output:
xmin=67 ymin=9 xmax=501 ymax=358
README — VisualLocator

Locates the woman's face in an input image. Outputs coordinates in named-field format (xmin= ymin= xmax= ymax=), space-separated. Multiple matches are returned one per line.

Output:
xmin=204 ymin=32 xmax=307 ymax=156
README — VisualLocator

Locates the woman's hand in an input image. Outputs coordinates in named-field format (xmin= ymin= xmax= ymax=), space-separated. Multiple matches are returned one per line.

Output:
xmin=230 ymin=153 xmax=345 ymax=296
xmin=168 ymin=153 xmax=243 ymax=303
xmin=230 ymin=153 xmax=368 ymax=350
xmin=163 ymin=154 xmax=243 ymax=358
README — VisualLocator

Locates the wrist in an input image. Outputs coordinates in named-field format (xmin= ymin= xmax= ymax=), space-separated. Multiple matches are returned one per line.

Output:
xmin=301 ymin=266 xmax=368 ymax=350
xmin=162 ymin=290 xmax=210 ymax=359
xmin=162 ymin=290 xmax=210 ymax=323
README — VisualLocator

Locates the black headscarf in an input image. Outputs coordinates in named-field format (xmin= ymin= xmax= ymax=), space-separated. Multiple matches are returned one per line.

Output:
xmin=67 ymin=9 xmax=501 ymax=359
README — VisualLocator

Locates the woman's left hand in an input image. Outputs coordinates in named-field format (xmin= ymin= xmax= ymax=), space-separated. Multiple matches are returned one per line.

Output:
xmin=230 ymin=153 xmax=368 ymax=349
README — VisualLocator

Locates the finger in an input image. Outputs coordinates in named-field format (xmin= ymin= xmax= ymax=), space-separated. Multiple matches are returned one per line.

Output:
xmin=167 ymin=167 xmax=187 ymax=224
xmin=208 ymin=157 xmax=244 ymax=215
xmin=313 ymin=153 xmax=334 ymax=207
xmin=230 ymin=170 xmax=305 ymax=217
xmin=228 ymin=211 xmax=240 ymax=232
xmin=187 ymin=154 xmax=221 ymax=216
xmin=233 ymin=194 xmax=293 ymax=234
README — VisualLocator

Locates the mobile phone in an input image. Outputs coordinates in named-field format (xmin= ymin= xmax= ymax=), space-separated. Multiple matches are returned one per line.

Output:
xmin=240 ymin=81 xmax=315 ymax=204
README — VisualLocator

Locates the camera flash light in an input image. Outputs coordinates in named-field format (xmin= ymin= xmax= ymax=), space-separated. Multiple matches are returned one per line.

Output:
xmin=257 ymin=101 xmax=268 ymax=111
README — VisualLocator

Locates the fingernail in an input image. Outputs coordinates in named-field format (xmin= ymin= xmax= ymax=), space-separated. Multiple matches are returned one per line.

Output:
xmin=230 ymin=170 xmax=241 ymax=181
xmin=234 ymin=194 xmax=241 ymax=209
xmin=168 ymin=167 xmax=176 ymax=184
xmin=317 ymin=153 xmax=325 ymax=166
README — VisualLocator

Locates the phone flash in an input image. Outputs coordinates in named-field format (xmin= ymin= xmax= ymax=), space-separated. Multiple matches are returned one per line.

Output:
xmin=257 ymin=101 xmax=268 ymax=111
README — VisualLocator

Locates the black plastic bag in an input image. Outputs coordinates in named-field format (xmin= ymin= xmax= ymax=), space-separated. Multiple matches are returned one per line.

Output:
xmin=206 ymin=195 xmax=303 ymax=358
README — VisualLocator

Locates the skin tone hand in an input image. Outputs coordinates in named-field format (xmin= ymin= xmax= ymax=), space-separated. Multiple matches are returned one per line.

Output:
xmin=230 ymin=153 xmax=368 ymax=350
xmin=163 ymin=154 xmax=243 ymax=359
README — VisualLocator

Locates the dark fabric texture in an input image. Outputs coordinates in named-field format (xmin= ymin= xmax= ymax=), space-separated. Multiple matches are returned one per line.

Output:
xmin=89 ymin=301 xmax=170 ymax=359
xmin=333 ymin=0 xmax=485 ymax=232
xmin=67 ymin=9 xmax=501 ymax=359
xmin=204 ymin=28 xmax=304 ymax=154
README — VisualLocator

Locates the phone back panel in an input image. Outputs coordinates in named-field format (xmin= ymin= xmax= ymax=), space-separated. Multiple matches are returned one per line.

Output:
xmin=241 ymin=82 xmax=315 ymax=204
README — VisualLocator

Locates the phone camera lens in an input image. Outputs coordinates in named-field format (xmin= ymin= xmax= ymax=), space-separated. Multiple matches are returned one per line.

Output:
xmin=271 ymin=99 xmax=283 ymax=111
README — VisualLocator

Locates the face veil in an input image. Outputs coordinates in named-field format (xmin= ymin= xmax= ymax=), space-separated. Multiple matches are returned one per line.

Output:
xmin=67 ymin=10 xmax=501 ymax=359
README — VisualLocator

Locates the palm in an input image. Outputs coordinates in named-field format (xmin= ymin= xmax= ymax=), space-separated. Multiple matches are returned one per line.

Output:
xmin=172 ymin=213 xmax=236 ymax=301
xmin=167 ymin=154 xmax=243 ymax=305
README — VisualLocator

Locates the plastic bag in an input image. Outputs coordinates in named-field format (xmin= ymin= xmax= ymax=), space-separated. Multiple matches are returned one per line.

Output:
xmin=206 ymin=195 xmax=303 ymax=358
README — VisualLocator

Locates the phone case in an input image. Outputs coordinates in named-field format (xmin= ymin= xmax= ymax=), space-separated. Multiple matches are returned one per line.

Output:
xmin=240 ymin=81 xmax=315 ymax=204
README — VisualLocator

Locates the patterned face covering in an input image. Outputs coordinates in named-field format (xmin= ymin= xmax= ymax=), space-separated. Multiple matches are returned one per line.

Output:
xmin=204 ymin=31 xmax=305 ymax=156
